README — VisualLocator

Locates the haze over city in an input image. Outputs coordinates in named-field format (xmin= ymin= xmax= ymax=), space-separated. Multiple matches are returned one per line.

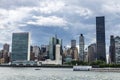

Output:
xmin=0 ymin=0 xmax=120 ymax=54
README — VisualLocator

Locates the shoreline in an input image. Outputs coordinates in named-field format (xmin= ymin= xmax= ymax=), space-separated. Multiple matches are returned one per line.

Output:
xmin=0 ymin=65 xmax=73 ymax=68
xmin=91 ymin=68 xmax=120 ymax=72
xmin=0 ymin=65 xmax=120 ymax=72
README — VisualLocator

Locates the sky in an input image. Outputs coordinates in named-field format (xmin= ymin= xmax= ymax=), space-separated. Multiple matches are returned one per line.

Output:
xmin=0 ymin=0 xmax=120 ymax=53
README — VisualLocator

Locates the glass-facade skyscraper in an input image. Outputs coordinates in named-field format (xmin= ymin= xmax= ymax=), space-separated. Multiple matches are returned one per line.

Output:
xmin=11 ymin=32 xmax=30 ymax=61
xmin=96 ymin=16 xmax=106 ymax=61
xmin=49 ymin=35 xmax=62 ymax=60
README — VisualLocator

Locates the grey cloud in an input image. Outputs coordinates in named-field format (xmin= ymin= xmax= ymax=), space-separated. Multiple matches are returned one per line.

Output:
xmin=0 ymin=0 xmax=39 ymax=9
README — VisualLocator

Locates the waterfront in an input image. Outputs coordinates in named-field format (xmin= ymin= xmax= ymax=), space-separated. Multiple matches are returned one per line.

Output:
xmin=0 ymin=68 xmax=120 ymax=80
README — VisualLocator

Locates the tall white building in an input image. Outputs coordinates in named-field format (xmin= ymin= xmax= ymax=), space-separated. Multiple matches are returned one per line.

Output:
xmin=115 ymin=36 xmax=120 ymax=64
xmin=55 ymin=44 xmax=62 ymax=65
xmin=79 ymin=34 xmax=84 ymax=61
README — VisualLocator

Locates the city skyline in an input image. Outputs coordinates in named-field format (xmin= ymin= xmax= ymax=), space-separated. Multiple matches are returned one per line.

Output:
xmin=1 ymin=1 xmax=120 ymax=80
xmin=0 ymin=0 xmax=120 ymax=54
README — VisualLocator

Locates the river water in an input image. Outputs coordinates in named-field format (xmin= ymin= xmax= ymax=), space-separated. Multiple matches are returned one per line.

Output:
xmin=0 ymin=67 xmax=119 ymax=80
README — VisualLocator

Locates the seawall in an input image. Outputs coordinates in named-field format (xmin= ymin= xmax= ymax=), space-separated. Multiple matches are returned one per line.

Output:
xmin=91 ymin=68 xmax=120 ymax=72
xmin=0 ymin=65 xmax=73 ymax=68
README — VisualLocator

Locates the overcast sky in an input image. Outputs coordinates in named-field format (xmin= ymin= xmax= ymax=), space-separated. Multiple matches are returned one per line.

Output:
xmin=0 ymin=0 xmax=120 ymax=53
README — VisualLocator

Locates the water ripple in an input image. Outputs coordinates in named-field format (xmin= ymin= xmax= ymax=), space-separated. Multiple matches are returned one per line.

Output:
xmin=0 ymin=68 xmax=120 ymax=80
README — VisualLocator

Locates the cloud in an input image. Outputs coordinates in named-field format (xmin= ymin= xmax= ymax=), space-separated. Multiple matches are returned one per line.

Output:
xmin=75 ymin=7 xmax=93 ymax=19
xmin=0 ymin=0 xmax=39 ymax=9
xmin=0 ymin=0 xmax=120 ymax=56
xmin=39 ymin=0 xmax=65 ymax=14
xmin=27 ymin=16 xmax=68 ymax=27
xmin=102 ymin=2 xmax=120 ymax=14
xmin=0 ymin=0 xmax=68 ymax=49
xmin=0 ymin=7 xmax=32 ymax=47
xmin=0 ymin=7 xmax=33 ymax=26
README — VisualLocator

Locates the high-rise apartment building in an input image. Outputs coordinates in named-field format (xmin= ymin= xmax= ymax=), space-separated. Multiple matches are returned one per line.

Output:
xmin=96 ymin=16 xmax=106 ymax=61
xmin=109 ymin=35 xmax=115 ymax=63
xmin=71 ymin=40 xmax=76 ymax=48
xmin=109 ymin=36 xmax=120 ymax=64
xmin=79 ymin=34 xmax=84 ymax=61
xmin=68 ymin=39 xmax=79 ymax=61
xmin=114 ymin=36 xmax=120 ymax=64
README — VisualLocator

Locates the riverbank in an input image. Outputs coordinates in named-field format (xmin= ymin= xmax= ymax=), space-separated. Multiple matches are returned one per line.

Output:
xmin=0 ymin=65 xmax=73 ymax=68
xmin=1 ymin=65 xmax=120 ymax=72
xmin=91 ymin=68 xmax=120 ymax=72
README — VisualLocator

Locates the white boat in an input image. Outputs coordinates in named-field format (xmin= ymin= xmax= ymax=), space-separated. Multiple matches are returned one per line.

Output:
xmin=73 ymin=66 xmax=92 ymax=71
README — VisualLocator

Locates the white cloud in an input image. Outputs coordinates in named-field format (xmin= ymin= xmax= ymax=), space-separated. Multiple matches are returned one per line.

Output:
xmin=39 ymin=0 xmax=65 ymax=14
xmin=0 ymin=7 xmax=33 ymax=27
xmin=0 ymin=2 xmax=68 ymax=49
xmin=27 ymin=16 xmax=68 ymax=27
xmin=75 ymin=7 xmax=93 ymax=18
xmin=0 ymin=7 xmax=33 ymax=48
xmin=102 ymin=2 xmax=120 ymax=14
xmin=8 ymin=7 xmax=32 ymax=22
xmin=0 ymin=0 xmax=39 ymax=9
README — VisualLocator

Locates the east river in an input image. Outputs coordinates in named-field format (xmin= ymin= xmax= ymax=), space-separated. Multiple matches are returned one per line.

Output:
xmin=0 ymin=67 xmax=120 ymax=80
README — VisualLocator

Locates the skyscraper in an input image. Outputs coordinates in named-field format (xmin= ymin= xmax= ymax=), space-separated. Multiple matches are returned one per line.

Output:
xmin=69 ymin=39 xmax=79 ymax=61
xmin=114 ymin=36 xmax=120 ymax=64
xmin=55 ymin=44 xmax=62 ymax=64
xmin=49 ymin=35 xmax=62 ymax=60
xmin=71 ymin=40 xmax=76 ymax=48
xmin=79 ymin=34 xmax=84 ymax=61
xmin=11 ymin=32 xmax=30 ymax=62
xmin=96 ymin=16 xmax=106 ymax=61
xmin=109 ymin=35 xmax=115 ymax=63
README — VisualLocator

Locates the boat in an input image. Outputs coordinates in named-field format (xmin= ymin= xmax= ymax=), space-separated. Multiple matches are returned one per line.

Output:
xmin=73 ymin=66 xmax=92 ymax=71
xmin=35 ymin=68 xmax=40 ymax=70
